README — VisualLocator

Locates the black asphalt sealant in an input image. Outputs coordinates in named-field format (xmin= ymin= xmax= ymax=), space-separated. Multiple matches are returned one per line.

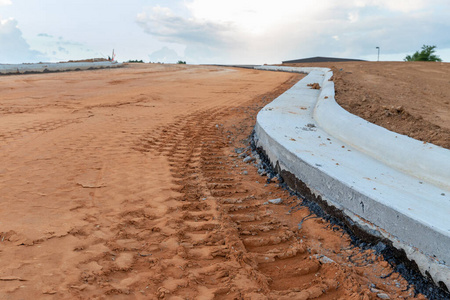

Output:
xmin=248 ymin=130 xmax=450 ymax=300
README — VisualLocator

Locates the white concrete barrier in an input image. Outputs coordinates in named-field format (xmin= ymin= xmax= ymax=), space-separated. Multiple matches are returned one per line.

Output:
xmin=255 ymin=66 xmax=450 ymax=190
xmin=314 ymin=70 xmax=450 ymax=191
xmin=0 ymin=61 xmax=122 ymax=75
xmin=254 ymin=65 xmax=450 ymax=289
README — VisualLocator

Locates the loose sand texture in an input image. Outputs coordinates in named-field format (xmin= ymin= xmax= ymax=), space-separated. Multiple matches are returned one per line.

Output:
xmin=0 ymin=64 xmax=428 ymax=299
xmin=285 ymin=61 xmax=450 ymax=149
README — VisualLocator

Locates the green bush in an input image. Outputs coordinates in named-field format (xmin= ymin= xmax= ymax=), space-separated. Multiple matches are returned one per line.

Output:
xmin=177 ymin=60 xmax=186 ymax=64
xmin=404 ymin=45 xmax=442 ymax=62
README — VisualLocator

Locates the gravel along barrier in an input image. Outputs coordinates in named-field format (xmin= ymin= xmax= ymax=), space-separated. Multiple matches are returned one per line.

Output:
xmin=253 ymin=65 xmax=450 ymax=290
xmin=0 ymin=61 xmax=122 ymax=75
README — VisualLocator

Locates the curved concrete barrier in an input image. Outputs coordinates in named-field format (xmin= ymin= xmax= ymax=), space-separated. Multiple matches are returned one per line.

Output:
xmin=314 ymin=70 xmax=450 ymax=190
xmin=0 ymin=61 xmax=122 ymax=75
xmin=254 ymin=65 xmax=450 ymax=288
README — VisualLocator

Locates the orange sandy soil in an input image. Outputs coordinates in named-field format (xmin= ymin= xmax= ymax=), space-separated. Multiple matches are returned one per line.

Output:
xmin=0 ymin=64 xmax=425 ymax=299
xmin=285 ymin=61 xmax=450 ymax=149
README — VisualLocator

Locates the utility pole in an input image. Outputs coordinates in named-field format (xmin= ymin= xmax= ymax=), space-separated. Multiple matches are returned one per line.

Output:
xmin=376 ymin=47 xmax=380 ymax=62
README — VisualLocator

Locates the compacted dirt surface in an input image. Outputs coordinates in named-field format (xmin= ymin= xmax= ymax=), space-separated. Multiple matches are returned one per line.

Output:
xmin=286 ymin=61 xmax=450 ymax=149
xmin=0 ymin=64 xmax=434 ymax=299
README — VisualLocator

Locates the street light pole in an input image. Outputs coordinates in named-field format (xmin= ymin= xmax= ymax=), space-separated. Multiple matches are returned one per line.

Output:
xmin=376 ymin=47 xmax=380 ymax=62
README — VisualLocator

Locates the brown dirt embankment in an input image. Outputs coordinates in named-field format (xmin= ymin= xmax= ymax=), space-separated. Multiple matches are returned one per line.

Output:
xmin=285 ymin=61 xmax=450 ymax=149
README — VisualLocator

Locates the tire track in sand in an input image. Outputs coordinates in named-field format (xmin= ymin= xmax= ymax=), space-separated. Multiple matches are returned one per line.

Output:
xmin=135 ymin=108 xmax=248 ymax=299
xmin=134 ymin=96 xmax=421 ymax=299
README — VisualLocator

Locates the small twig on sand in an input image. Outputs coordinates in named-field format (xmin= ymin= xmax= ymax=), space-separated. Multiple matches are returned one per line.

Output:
xmin=0 ymin=276 xmax=27 ymax=281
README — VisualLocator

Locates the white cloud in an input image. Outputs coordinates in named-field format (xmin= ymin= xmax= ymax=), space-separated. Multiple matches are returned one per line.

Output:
xmin=0 ymin=17 xmax=47 ymax=63
xmin=148 ymin=46 xmax=182 ymax=63
xmin=0 ymin=13 xmax=97 ymax=64
xmin=0 ymin=0 xmax=11 ymax=6
xmin=186 ymin=0 xmax=335 ymax=35
xmin=137 ymin=6 xmax=234 ymax=46
xmin=37 ymin=33 xmax=53 ymax=38
xmin=355 ymin=0 xmax=428 ymax=13
xmin=137 ymin=0 xmax=450 ymax=64
xmin=34 ymin=33 xmax=100 ymax=62
xmin=137 ymin=5 xmax=239 ymax=63
xmin=348 ymin=12 xmax=359 ymax=23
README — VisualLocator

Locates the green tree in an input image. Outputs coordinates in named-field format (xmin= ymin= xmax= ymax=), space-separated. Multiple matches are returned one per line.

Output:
xmin=404 ymin=45 xmax=442 ymax=62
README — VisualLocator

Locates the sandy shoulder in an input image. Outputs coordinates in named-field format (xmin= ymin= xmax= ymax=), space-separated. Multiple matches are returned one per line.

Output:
xmin=0 ymin=64 xmax=294 ymax=297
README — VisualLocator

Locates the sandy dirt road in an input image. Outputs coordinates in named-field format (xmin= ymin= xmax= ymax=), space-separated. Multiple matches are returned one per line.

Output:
xmin=0 ymin=64 xmax=426 ymax=299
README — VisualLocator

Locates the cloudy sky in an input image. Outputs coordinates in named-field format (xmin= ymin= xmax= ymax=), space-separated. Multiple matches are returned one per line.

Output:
xmin=1 ymin=0 xmax=450 ymax=64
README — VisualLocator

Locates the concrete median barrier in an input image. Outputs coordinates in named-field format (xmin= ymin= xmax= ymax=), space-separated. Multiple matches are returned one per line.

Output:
xmin=254 ymin=65 xmax=450 ymax=289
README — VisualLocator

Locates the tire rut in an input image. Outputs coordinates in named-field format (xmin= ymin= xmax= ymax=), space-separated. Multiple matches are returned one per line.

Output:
xmin=135 ymin=108 xmax=247 ymax=298
xmin=134 ymin=99 xmax=420 ymax=299
xmin=131 ymin=70 xmax=431 ymax=299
